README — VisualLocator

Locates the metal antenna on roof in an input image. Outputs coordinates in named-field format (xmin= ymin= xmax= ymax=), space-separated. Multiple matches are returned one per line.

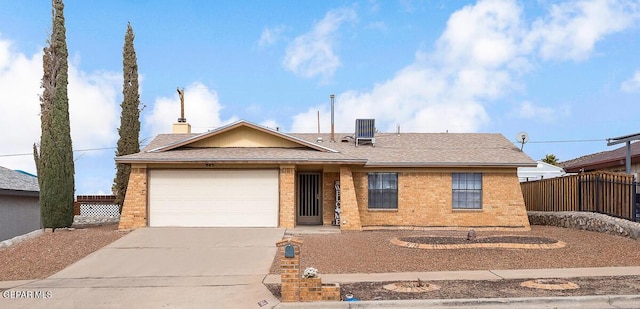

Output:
xmin=516 ymin=131 xmax=529 ymax=151
xmin=177 ymin=87 xmax=186 ymax=123
xmin=330 ymin=94 xmax=335 ymax=142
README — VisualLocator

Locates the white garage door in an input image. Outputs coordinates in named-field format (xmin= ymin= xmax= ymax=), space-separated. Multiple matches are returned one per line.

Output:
xmin=149 ymin=169 xmax=279 ymax=227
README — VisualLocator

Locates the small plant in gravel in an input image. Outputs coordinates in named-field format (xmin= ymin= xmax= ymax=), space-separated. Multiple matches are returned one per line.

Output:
xmin=302 ymin=267 xmax=318 ymax=278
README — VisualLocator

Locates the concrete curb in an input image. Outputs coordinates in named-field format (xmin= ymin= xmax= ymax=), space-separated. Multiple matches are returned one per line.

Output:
xmin=273 ymin=294 xmax=640 ymax=308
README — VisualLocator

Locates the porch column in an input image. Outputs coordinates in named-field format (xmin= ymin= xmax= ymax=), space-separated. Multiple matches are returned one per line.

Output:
xmin=118 ymin=165 xmax=148 ymax=230
xmin=339 ymin=166 xmax=362 ymax=231
xmin=279 ymin=165 xmax=296 ymax=228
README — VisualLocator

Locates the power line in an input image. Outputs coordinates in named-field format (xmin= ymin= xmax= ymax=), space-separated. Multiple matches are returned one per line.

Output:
xmin=0 ymin=143 xmax=150 ymax=158
xmin=527 ymin=139 xmax=606 ymax=144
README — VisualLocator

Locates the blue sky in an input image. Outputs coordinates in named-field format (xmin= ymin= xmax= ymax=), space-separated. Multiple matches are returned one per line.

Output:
xmin=1 ymin=0 xmax=639 ymax=194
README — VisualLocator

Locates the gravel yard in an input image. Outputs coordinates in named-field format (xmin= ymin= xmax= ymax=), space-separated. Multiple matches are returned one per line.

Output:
xmin=2 ymin=222 xmax=640 ymax=302
xmin=269 ymin=225 xmax=640 ymax=274
xmin=0 ymin=224 xmax=126 ymax=281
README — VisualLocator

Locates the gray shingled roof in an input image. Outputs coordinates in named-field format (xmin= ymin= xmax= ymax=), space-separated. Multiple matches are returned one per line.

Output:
xmin=117 ymin=121 xmax=535 ymax=167
xmin=0 ymin=166 xmax=39 ymax=192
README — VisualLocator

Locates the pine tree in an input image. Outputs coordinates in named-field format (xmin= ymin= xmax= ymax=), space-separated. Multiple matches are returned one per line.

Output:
xmin=113 ymin=22 xmax=141 ymax=210
xmin=34 ymin=0 xmax=75 ymax=229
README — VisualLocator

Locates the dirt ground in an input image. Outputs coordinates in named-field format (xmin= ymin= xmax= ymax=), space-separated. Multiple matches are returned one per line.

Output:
xmin=267 ymin=225 xmax=640 ymax=300
xmin=266 ymin=276 xmax=640 ymax=301
xmin=2 ymin=223 xmax=639 ymax=301
xmin=269 ymin=225 xmax=640 ymax=274
xmin=0 ymin=224 xmax=127 ymax=281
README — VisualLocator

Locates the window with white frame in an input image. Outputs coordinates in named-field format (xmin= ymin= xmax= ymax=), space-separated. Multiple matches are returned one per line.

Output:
xmin=452 ymin=173 xmax=482 ymax=209
xmin=368 ymin=173 xmax=398 ymax=209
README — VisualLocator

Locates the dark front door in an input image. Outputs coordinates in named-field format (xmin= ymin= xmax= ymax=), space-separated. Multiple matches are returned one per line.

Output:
xmin=297 ymin=173 xmax=322 ymax=225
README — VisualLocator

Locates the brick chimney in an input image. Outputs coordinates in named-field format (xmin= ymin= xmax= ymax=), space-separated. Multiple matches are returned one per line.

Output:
xmin=172 ymin=122 xmax=191 ymax=134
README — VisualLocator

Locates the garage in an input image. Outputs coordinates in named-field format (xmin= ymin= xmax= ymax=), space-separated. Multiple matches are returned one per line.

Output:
xmin=148 ymin=169 xmax=279 ymax=227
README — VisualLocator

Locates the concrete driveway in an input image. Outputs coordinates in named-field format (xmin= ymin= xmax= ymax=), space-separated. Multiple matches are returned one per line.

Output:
xmin=0 ymin=227 xmax=285 ymax=309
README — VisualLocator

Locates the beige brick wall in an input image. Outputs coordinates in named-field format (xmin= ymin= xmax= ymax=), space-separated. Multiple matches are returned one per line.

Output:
xmin=339 ymin=166 xmax=362 ymax=231
xmin=118 ymin=167 xmax=148 ymax=230
xmin=279 ymin=166 xmax=296 ymax=228
xmin=322 ymin=172 xmax=339 ymax=226
xmin=346 ymin=169 xmax=530 ymax=229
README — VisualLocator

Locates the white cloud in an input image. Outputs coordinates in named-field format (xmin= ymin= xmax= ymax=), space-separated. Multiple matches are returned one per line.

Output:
xmin=289 ymin=0 xmax=637 ymax=134
xmin=144 ymin=82 xmax=238 ymax=136
xmin=68 ymin=63 xmax=120 ymax=151
xmin=514 ymin=101 xmax=568 ymax=122
xmin=0 ymin=37 xmax=120 ymax=175
xmin=621 ymin=70 xmax=640 ymax=92
xmin=259 ymin=119 xmax=280 ymax=131
xmin=258 ymin=25 xmax=285 ymax=48
xmin=527 ymin=0 xmax=639 ymax=61
xmin=283 ymin=7 xmax=357 ymax=81
xmin=291 ymin=0 xmax=520 ymax=133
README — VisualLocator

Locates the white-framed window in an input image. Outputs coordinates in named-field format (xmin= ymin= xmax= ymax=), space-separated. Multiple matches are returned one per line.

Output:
xmin=452 ymin=173 xmax=482 ymax=209
xmin=368 ymin=173 xmax=398 ymax=209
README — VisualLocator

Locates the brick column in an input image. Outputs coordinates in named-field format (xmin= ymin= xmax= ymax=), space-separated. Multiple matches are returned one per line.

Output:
xmin=279 ymin=165 xmax=296 ymax=228
xmin=276 ymin=238 xmax=303 ymax=302
xmin=339 ymin=166 xmax=362 ymax=231
xmin=118 ymin=166 xmax=148 ymax=230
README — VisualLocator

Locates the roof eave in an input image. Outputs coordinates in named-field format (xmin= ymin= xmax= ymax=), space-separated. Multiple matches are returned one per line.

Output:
xmin=115 ymin=157 xmax=367 ymax=165
xmin=364 ymin=162 xmax=537 ymax=168
xmin=0 ymin=188 xmax=39 ymax=197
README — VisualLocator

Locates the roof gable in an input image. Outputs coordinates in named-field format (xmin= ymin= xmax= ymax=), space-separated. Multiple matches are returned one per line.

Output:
xmin=149 ymin=120 xmax=337 ymax=153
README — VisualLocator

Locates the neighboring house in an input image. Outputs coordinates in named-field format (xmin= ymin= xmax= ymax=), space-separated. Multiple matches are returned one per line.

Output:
xmin=518 ymin=161 xmax=566 ymax=182
xmin=561 ymin=141 xmax=640 ymax=176
xmin=0 ymin=166 xmax=40 ymax=242
xmin=116 ymin=120 xmax=536 ymax=231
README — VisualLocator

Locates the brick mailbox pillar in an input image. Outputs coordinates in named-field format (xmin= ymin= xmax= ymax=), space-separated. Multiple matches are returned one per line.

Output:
xmin=275 ymin=238 xmax=341 ymax=302
xmin=276 ymin=238 xmax=303 ymax=302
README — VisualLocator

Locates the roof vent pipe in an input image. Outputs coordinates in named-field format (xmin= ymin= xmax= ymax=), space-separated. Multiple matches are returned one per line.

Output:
xmin=330 ymin=94 xmax=335 ymax=142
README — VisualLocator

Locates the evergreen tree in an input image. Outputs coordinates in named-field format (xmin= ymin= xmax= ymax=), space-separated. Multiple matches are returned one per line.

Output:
xmin=542 ymin=154 xmax=560 ymax=166
xmin=113 ymin=22 xmax=141 ymax=210
xmin=34 ymin=0 xmax=75 ymax=229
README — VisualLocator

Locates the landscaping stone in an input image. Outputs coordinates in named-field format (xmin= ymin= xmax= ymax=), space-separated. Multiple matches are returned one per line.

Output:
xmin=528 ymin=211 xmax=640 ymax=240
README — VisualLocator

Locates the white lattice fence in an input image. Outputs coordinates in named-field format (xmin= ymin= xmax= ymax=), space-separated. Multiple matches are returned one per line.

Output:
xmin=75 ymin=195 xmax=120 ymax=217
xmin=79 ymin=203 xmax=120 ymax=217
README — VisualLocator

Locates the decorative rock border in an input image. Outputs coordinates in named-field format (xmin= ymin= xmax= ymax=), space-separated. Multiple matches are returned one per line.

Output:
xmin=521 ymin=278 xmax=580 ymax=290
xmin=390 ymin=236 xmax=566 ymax=250
xmin=528 ymin=211 xmax=640 ymax=240
xmin=383 ymin=281 xmax=441 ymax=292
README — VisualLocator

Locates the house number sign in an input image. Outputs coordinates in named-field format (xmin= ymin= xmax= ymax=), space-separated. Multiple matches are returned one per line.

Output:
xmin=334 ymin=181 xmax=341 ymax=226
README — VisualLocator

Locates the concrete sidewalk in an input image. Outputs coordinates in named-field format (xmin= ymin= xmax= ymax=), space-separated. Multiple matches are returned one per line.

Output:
xmin=263 ymin=266 xmax=640 ymax=284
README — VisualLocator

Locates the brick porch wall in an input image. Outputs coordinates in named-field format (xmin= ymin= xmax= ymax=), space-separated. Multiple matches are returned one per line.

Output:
xmin=118 ymin=167 xmax=148 ymax=230
xmin=351 ymin=170 xmax=530 ymax=229
xmin=322 ymin=172 xmax=339 ymax=226
xmin=279 ymin=166 xmax=296 ymax=228
xmin=339 ymin=166 xmax=362 ymax=231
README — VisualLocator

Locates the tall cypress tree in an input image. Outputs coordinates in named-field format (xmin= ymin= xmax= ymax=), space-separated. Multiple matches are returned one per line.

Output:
xmin=34 ymin=0 xmax=75 ymax=229
xmin=113 ymin=22 xmax=141 ymax=209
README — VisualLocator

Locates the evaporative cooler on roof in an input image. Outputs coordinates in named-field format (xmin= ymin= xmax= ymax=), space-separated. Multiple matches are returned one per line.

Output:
xmin=355 ymin=119 xmax=375 ymax=147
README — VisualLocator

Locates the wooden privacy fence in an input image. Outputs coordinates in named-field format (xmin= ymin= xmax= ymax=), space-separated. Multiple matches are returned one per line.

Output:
xmin=521 ymin=172 xmax=638 ymax=222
